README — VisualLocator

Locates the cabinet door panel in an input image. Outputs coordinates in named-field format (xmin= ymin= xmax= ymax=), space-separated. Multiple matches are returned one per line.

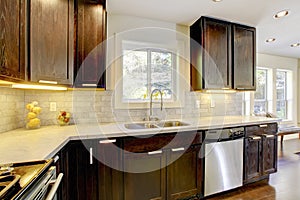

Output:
xmin=60 ymin=141 xmax=98 ymax=200
xmin=0 ymin=0 xmax=25 ymax=80
xmin=233 ymin=24 xmax=256 ymax=90
xmin=262 ymin=135 xmax=277 ymax=174
xmin=244 ymin=137 xmax=262 ymax=182
xmin=123 ymin=152 xmax=166 ymax=200
xmin=30 ymin=0 xmax=73 ymax=84
xmin=97 ymin=139 xmax=123 ymax=200
xmin=167 ymin=145 xmax=202 ymax=199
xmin=203 ymin=18 xmax=231 ymax=89
xmin=74 ymin=0 xmax=106 ymax=88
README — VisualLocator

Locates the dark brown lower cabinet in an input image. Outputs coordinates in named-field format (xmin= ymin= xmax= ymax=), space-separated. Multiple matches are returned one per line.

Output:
xmin=167 ymin=145 xmax=203 ymax=200
xmin=244 ymin=123 xmax=278 ymax=184
xmin=123 ymin=151 xmax=166 ymax=200
xmin=122 ymin=134 xmax=203 ymax=200
xmin=244 ymin=135 xmax=262 ymax=183
xmin=59 ymin=140 xmax=98 ymax=200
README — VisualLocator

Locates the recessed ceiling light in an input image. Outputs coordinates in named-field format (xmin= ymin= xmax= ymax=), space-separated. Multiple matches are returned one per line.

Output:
xmin=290 ymin=43 xmax=300 ymax=47
xmin=273 ymin=10 xmax=290 ymax=19
xmin=266 ymin=38 xmax=276 ymax=43
xmin=212 ymin=0 xmax=223 ymax=2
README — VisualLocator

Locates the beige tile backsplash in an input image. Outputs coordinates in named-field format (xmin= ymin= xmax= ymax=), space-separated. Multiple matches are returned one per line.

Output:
xmin=0 ymin=87 xmax=243 ymax=133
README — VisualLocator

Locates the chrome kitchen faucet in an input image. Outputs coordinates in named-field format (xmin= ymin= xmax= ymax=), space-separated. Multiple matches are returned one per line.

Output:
xmin=148 ymin=89 xmax=163 ymax=121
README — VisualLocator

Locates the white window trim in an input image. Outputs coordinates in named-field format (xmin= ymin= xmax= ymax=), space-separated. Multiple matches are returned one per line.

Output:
xmin=244 ymin=66 xmax=296 ymax=125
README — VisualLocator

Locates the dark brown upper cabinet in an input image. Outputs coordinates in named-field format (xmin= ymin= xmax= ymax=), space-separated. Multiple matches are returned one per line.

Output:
xmin=0 ymin=0 xmax=26 ymax=81
xmin=232 ymin=24 xmax=256 ymax=90
xmin=190 ymin=16 xmax=256 ymax=91
xmin=73 ymin=0 xmax=106 ymax=88
xmin=29 ymin=0 xmax=74 ymax=85
xmin=190 ymin=17 xmax=231 ymax=90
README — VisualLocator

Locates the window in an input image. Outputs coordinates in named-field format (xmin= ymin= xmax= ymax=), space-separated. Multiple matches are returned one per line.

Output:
xmin=254 ymin=69 xmax=268 ymax=113
xmin=276 ymin=70 xmax=287 ymax=119
xmin=122 ymin=49 xmax=175 ymax=102
xmin=244 ymin=66 xmax=294 ymax=122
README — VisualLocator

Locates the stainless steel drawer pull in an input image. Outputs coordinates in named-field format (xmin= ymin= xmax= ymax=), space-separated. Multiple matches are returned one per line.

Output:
xmin=259 ymin=124 xmax=268 ymax=128
xmin=82 ymin=84 xmax=97 ymax=87
xmin=53 ymin=155 xmax=59 ymax=163
xmin=171 ymin=147 xmax=185 ymax=152
xmin=89 ymin=148 xmax=93 ymax=165
xmin=148 ymin=150 xmax=162 ymax=155
xmin=45 ymin=173 xmax=64 ymax=200
xmin=249 ymin=136 xmax=261 ymax=140
xmin=263 ymin=134 xmax=275 ymax=138
xmin=99 ymin=139 xmax=116 ymax=144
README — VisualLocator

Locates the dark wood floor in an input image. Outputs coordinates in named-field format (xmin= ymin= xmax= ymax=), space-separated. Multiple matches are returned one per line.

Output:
xmin=206 ymin=138 xmax=300 ymax=200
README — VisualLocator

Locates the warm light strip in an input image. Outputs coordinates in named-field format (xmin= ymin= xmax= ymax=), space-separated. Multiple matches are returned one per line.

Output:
xmin=0 ymin=80 xmax=14 ymax=85
xmin=38 ymin=80 xmax=58 ymax=84
xmin=204 ymin=89 xmax=237 ymax=94
xmin=12 ymin=84 xmax=67 ymax=91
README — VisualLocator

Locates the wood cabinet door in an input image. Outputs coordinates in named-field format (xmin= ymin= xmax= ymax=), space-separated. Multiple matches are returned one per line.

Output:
xmin=30 ymin=0 xmax=74 ymax=84
xmin=202 ymin=17 xmax=231 ymax=89
xmin=123 ymin=151 xmax=166 ymax=200
xmin=262 ymin=135 xmax=277 ymax=175
xmin=97 ymin=139 xmax=123 ymax=200
xmin=74 ymin=0 xmax=106 ymax=88
xmin=167 ymin=145 xmax=203 ymax=200
xmin=190 ymin=17 xmax=231 ymax=90
xmin=243 ymin=136 xmax=262 ymax=183
xmin=60 ymin=140 xmax=98 ymax=200
xmin=232 ymin=24 xmax=256 ymax=90
xmin=0 ymin=0 xmax=25 ymax=80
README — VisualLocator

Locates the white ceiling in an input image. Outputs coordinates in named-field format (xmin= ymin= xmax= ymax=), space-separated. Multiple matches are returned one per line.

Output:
xmin=107 ymin=0 xmax=300 ymax=59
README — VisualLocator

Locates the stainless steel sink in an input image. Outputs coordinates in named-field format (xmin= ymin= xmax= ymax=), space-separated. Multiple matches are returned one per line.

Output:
xmin=124 ymin=123 xmax=158 ymax=129
xmin=124 ymin=121 xmax=190 ymax=129
xmin=157 ymin=121 xmax=190 ymax=128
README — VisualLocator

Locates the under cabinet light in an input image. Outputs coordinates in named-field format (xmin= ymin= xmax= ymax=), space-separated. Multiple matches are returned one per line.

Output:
xmin=12 ymin=84 xmax=67 ymax=91
xmin=212 ymin=0 xmax=223 ymax=2
xmin=38 ymin=80 xmax=58 ymax=84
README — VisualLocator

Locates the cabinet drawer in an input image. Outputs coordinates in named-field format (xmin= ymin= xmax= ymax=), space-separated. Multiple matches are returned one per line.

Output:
xmin=123 ymin=131 xmax=202 ymax=153
xmin=245 ymin=123 xmax=278 ymax=136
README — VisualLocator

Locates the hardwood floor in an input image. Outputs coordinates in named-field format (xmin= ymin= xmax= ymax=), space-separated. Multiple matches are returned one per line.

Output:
xmin=206 ymin=139 xmax=300 ymax=200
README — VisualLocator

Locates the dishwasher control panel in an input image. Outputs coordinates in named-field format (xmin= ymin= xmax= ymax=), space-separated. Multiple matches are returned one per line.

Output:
xmin=205 ymin=127 xmax=245 ymax=142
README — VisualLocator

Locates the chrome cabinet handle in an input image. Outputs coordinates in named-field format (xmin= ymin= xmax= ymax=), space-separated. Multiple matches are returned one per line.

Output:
xmin=45 ymin=173 xmax=64 ymax=200
xmin=53 ymin=155 xmax=59 ymax=163
xmin=99 ymin=139 xmax=116 ymax=144
xmin=89 ymin=148 xmax=93 ymax=165
xmin=171 ymin=147 xmax=185 ymax=152
xmin=259 ymin=124 xmax=268 ymax=128
xmin=249 ymin=136 xmax=261 ymax=141
xmin=263 ymin=134 xmax=275 ymax=138
xmin=148 ymin=150 xmax=162 ymax=155
xmin=82 ymin=84 xmax=97 ymax=87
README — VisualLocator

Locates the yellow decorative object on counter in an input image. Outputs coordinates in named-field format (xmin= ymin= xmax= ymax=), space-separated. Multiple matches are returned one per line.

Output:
xmin=25 ymin=101 xmax=41 ymax=129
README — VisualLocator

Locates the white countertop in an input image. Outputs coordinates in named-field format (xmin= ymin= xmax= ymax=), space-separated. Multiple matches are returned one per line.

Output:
xmin=0 ymin=115 xmax=280 ymax=164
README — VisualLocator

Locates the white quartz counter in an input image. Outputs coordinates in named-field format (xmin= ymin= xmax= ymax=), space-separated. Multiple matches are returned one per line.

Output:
xmin=0 ymin=116 xmax=280 ymax=164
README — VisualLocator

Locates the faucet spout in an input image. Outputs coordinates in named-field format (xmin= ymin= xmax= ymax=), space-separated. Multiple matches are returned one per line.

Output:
xmin=149 ymin=89 xmax=163 ymax=121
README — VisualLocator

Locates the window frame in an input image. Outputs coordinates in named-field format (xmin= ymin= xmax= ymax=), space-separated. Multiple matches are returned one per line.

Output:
xmin=113 ymin=39 xmax=189 ymax=109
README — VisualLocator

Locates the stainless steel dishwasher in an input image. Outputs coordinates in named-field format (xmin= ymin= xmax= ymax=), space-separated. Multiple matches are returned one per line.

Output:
xmin=204 ymin=127 xmax=244 ymax=197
